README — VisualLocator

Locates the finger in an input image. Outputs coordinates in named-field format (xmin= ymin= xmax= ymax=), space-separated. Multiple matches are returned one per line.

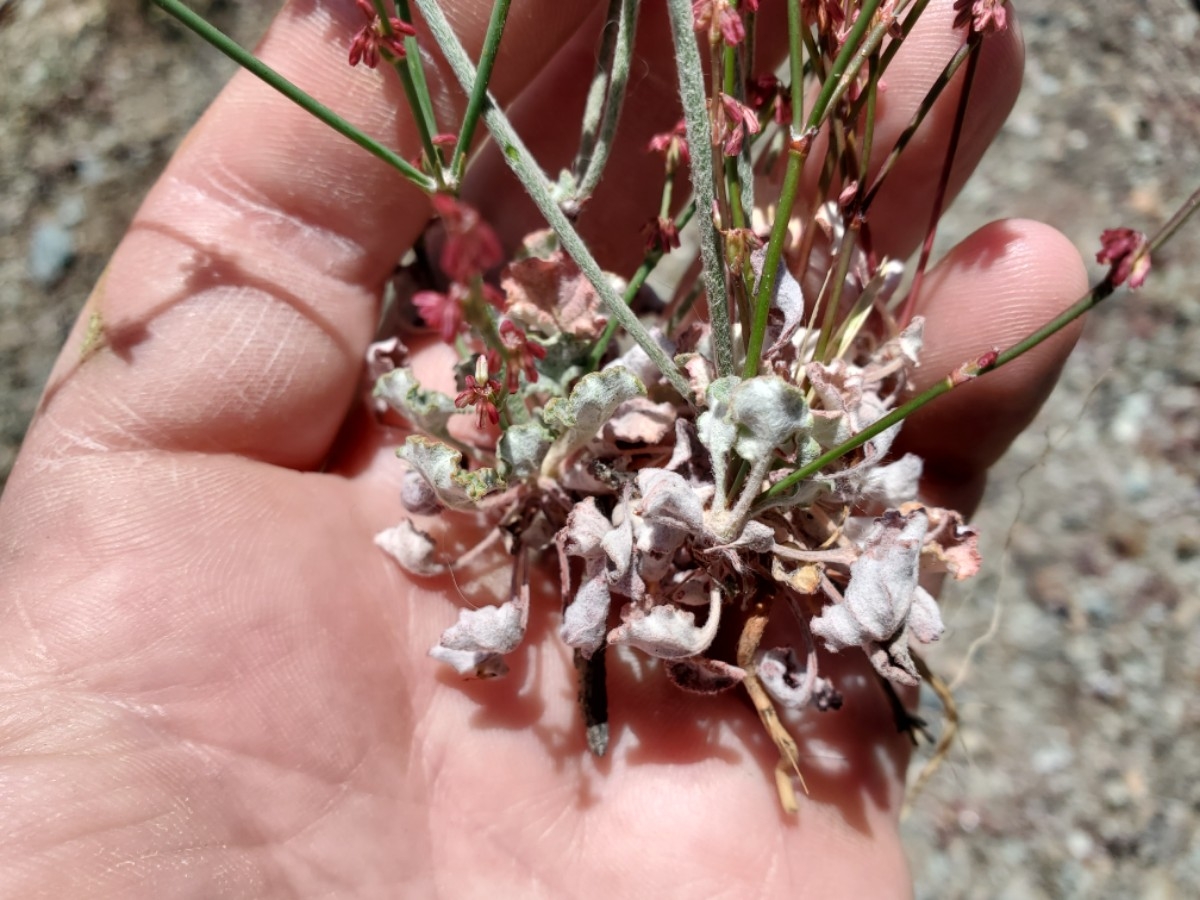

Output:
xmin=28 ymin=0 xmax=599 ymax=470
xmin=895 ymin=219 xmax=1088 ymax=513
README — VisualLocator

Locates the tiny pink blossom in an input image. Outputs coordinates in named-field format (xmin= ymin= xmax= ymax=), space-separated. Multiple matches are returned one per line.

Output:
xmin=487 ymin=319 xmax=547 ymax=393
xmin=717 ymin=93 xmax=760 ymax=156
xmin=412 ymin=284 xmax=466 ymax=342
xmin=746 ymin=74 xmax=791 ymax=125
xmin=647 ymin=120 xmax=690 ymax=169
xmin=952 ymin=0 xmax=1008 ymax=35
xmin=1097 ymin=227 xmax=1152 ymax=289
xmin=349 ymin=0 xmax=418 ymax=69
xmin=692 ymin=0 xmax=746 ymax=47
xmin=455 ymin=356 xmax=503 ymax=429
xmin=431 ymin=195 xmax=504 ymax=283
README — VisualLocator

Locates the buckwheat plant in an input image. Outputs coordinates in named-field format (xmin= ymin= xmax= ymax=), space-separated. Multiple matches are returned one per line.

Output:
xmin=154 ymin=0 xmax=1197 ymax=812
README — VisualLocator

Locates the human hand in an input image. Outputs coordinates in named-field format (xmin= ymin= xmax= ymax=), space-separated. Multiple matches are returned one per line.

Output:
xmin=0 ymin=1 xmax=1084 ymax=896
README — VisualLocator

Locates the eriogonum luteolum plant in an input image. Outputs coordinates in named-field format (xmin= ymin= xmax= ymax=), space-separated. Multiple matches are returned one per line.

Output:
xmin=155 ymin=0 xmax=1196 ymax=811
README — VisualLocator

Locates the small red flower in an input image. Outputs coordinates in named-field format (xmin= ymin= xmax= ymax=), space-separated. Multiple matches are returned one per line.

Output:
xmin=746 ymin=74 xmax=791 ymax=126
xmin=642 ymin=216 xmax=681 ymax=255
xmin=431 ymin=195 xmax=504 ymax=283
xmin=716 ymin=93 xmax=760 ymax=156
xmin=349 ymin=0 xmax=418 ymax=69
xmin=455 ymin=356 xmax=503 ymax=429
xmin=952 ymin=0 xmax=1008 ymax=35
xmin=1097 ymin=228 xmax=1152 ymax=289
xmin=412 ymin=284 xmax=466 ymax=342
xmin=648 ymin=120 xmax=690 ymax=172
xmin=487 ymin=320 xmax=547 ymax=393
xmin=692 ymin=0 xmax=748 ymax=47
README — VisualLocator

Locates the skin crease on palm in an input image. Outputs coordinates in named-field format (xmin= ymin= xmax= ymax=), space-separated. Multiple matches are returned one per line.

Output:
xmin=0 ymin=0 xmax=1085 ymax=897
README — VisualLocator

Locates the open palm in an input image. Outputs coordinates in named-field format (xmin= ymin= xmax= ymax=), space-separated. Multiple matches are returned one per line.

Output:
xmin=0 ymin=1 xmax=1084 ymax=896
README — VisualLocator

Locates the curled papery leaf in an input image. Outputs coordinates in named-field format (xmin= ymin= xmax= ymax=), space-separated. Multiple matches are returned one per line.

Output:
xmin=398 ymin=436 xmax=505 ymax=510
xmin=374 ymin=519 xmax=445 ymax=577
xmin=608 ymin=588 xmax=722 ymax=659
xmin=729 ymin=376 xmax=813 ymax=464
xmin=430 ymin=590 xmax=530 ymax=679
xmin=541 ymin=367 xmax=646 ymax=476
xmin=755 ymin=647 xmax=816 ymax=709
xmin=912 ymin=503 xmax=982 ymax=581
xmin=696 ymin=376 xmax=740 ymax=508
xmin=666 ymin=657 xmax=746 ymax=694
xmin=749 ymin=247 xmax=806 ymax=355
xmin=374 ymin=367 xmax=458 ymax=438
xmin=810 ymin=508 xmax=944 ymax=686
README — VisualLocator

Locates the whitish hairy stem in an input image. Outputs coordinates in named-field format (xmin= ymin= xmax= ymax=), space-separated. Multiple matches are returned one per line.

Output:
xmin=738 ymin=603 xmax=806 ymax=812
xmin=414 ymin=0 xmax=694 ymax=402
xmin=715 ymin=451 xmax=773 ymax=542
xmin=664 ymin=0 xmax=734 ymax=378
xmin=572 ymin=0 xmax=640 ymax=203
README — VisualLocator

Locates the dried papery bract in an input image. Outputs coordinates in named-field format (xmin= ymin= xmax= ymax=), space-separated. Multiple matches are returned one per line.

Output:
xmin=151 ymin=0 xmax=1200 ymax=813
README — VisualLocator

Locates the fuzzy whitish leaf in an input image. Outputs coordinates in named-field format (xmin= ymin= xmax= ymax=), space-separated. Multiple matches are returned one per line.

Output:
xmin=711 ymin=519 xmax=776 ymax=553
xmin=558 ymin=496 xmax=612 ymax=560
xmin=398 ymin=436 xmax=505 ymax=510
xmin=810 ymin=509 xmax=943 ymax=685
xmin=666 ymin=657 xmax=746 ymax=694
xmin=603 ymin=397 xmax=676 ymax=445
xmin=560 ymin=559 xmax=612 ymax=658
xmin=696 ymin=376 xmax=740 ymax=509
xmin=677 ymin=352 xmax=714 ymax=400
xmin=374 ymin=368 xmax=458 ymax=437
xmin=430 ymin=589 xmax=530 ymax=679
xmin=497 ymin=420 xmax=554 ymax=480
xmin=636 ymin=468 xmax=705 ymax=532
xmin=755 ymin=647 xmax=817 ymax=710
xmin=602 ymin=505 xmax=635 ymax=583
xmin=634 ymin=519 xmax=689 ymax=582
xmin=374 ymin=519 xmax=445 ymax=577
xmin=858 ymin=453 xmax=923 ymax=507
xmin=503 ymin=250 xmax=610 ymax=339
xmin=608 ymin=590 xmax=722 ymax=659
xmin=729 ymin=376 xmax=813 ymax=464
xmin=541 ymin=367 xmax=645 ymax=475
xmin=400 ymin=470 xmax=443 ymax=515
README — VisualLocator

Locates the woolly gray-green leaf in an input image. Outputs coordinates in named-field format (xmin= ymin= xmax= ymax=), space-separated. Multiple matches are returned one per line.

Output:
xmin=374 ymin=368 xmax=458 ymax=438
xmin=541 ymin=367 xmax=645 ymax=475
xmin=398 ymin=436 xmax=505 ymax=511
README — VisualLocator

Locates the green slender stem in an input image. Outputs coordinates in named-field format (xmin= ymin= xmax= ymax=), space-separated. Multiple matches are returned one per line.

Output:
xmin=451 ymin=0 xmax=513 ymax=180
xmin=575 ymin=0 xmax=640 ymax=201
xmin=587 ymin=201 xmax=696 ymax=370
xmin=787 ymin=0 xmax=804 ymax=131
xmin=378 ymin=0 xmax=444 ymax=187
xmin=414 ymin=0 xmax=694 ymax=403
xmin=759 ymin=183 xmax=1200 ymax=509
xmin=151 ymin=0 xmax=436 ymax=192
xmin=665 ymin=0 xmax=734 ymax=378
xmin=394 ymin=0 xmax=441 ymax=142
xmin=742 ymin=0 xmax=883 ymax=380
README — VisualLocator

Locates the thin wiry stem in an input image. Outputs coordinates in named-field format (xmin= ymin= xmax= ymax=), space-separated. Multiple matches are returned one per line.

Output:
xmin=414 ymin=0 xmax=694 ymax=403
xmin=451 ymin=0 xmax=513 ymax=180
xmin=151 ymin=0 xmax=436 ymax=192
xmin=374 ymin=0 xmax=444 ymax=188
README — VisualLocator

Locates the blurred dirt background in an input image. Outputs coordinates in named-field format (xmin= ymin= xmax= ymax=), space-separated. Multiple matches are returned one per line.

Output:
xmin=2 ymin=1 xmax=1198 ymax=897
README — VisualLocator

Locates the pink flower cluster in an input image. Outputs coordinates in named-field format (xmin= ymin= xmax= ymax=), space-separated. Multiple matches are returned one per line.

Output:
xmin=348 ymin=0 xmax=417 ymax=69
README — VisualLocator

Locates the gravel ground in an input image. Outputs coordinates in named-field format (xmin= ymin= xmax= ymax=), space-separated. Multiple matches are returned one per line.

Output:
xmin=2 ymin=1 xmax=1198 ymax=897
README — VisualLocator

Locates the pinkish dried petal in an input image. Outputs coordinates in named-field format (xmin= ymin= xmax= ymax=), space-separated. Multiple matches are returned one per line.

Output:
xmin=914 ymin=504 xmax=982 ymax=581
xmin=603 ymin=397 xmax=676 ymax=445
xmin=502 ymin=251 xmax=609 ymax=339
xmin=666 ymin=657 xmax=746 ymax=694
xmin=1097 ymin=227 xmax=1152 ymax=288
